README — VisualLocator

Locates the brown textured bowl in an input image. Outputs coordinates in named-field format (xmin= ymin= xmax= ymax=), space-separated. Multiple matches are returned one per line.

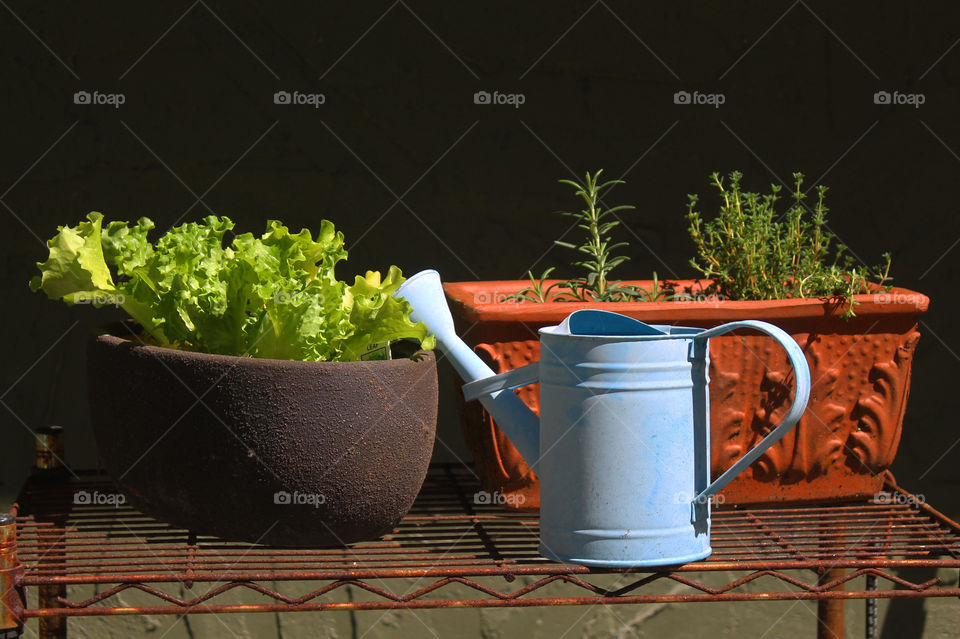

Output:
xmin=87 ymin=328 xmax=437 ymax=547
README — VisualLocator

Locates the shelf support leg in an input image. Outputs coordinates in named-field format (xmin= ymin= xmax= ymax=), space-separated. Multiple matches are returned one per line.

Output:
xmin=0 ymin=514 xmax=25 ymax=638
xmin=817 ymin=567 xmax=845 ymax=639
xmin=34 ymin=427 xmax=67 ymax=639
xmin=864 ymin=572 xmax=877 ymax=639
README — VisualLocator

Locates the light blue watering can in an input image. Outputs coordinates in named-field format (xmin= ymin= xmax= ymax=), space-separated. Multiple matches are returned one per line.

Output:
xmin=395 ymin=270 xmax=810 ymax=567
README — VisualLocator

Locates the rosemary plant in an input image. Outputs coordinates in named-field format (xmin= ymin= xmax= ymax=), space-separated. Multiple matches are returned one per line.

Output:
xmin=686 ymin=171 xmax=891 ymax=317
xmin=513 ymin=170 xmax=667 ymax=303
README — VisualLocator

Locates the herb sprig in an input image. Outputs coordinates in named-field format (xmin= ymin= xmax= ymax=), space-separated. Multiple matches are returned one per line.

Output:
xmin=686 ymin=171 xmax=891 ymax=317
xmin=513 ymin=170 xmax=669 ymax=303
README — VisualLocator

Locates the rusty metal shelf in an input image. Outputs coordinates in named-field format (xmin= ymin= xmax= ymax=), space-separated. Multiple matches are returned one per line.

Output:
xmin=4 ymin=463 xmax=960 ymax=635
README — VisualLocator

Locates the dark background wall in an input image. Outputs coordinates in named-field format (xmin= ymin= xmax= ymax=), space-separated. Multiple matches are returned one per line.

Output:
xmin=3 ymin=2 xmax=960 ymax=636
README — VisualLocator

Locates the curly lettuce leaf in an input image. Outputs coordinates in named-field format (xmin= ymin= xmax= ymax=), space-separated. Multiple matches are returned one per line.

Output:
xmin=148 ymin=216 xmax=243 ymax=353
xmin=101 ymin=217 xmax=155 ymax=276
xmin=29 ymin=212 xmax=115 ymax=302
xmin=29 ymin=212 xmax=167 ymax=342
xmin=233 ymin=222 xmax=351 ymax=361
xmin=339 ymin=266 xmax=436 ymax=360
xmin=30 ymin=214 xmax=433 ymax=362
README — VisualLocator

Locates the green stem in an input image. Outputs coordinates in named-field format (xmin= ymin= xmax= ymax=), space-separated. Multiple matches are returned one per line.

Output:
xmin=120 ymin=298 xmax=168 ymax=345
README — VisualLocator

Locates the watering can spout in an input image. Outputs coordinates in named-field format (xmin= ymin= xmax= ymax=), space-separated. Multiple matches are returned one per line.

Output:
xmin=394 ymin=271 xmax=542 ymax=467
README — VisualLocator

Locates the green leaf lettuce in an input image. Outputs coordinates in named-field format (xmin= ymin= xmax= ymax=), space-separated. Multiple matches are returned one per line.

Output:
xmin=30 ymin=214 xmax=433 ymax=362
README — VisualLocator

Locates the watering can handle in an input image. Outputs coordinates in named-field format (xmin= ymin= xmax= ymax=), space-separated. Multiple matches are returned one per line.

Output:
xmin=462 ymin=363 xmax=540 ymax=402
xmin=693 ymin=320 xmax=811 ymax=503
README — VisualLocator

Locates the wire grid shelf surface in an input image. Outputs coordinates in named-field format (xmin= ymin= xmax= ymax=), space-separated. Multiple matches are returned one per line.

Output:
xmin=10 ymin=464 xmax=960 ymax=617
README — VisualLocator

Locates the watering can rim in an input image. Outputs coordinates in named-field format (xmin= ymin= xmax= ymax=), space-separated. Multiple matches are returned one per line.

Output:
xmin=540 ymin=323 xmax=706 ymax=340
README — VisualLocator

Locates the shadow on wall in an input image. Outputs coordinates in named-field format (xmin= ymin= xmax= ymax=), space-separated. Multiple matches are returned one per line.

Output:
xmin=880 ymin=567 xmax=933 ymax=638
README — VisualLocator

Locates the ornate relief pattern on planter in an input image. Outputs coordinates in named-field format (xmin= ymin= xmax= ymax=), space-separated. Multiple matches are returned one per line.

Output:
xmin=713 ymin=328 xmax=922 ymax=503
xmin=847 ymin=330 xmax=921 ymax=472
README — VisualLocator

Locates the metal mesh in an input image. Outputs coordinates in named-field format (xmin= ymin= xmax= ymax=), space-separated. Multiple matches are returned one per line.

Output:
xmin=10 ymin=464 xmax=960 ymax=615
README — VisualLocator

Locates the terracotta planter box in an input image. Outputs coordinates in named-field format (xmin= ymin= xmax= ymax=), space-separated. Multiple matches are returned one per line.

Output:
xmin=443 ymin=280 xmax=928 ymax=508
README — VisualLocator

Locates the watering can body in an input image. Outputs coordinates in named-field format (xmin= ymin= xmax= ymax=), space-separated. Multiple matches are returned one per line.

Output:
xmin=536 ymin=325 xmax=713 ymax=566
xmin=396 ymin=270 xmax=810 ymax=567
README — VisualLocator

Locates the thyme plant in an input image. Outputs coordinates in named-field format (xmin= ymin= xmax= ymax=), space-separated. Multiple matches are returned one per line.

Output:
xmin=686 ymin=171 xmax=891 ymax=317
